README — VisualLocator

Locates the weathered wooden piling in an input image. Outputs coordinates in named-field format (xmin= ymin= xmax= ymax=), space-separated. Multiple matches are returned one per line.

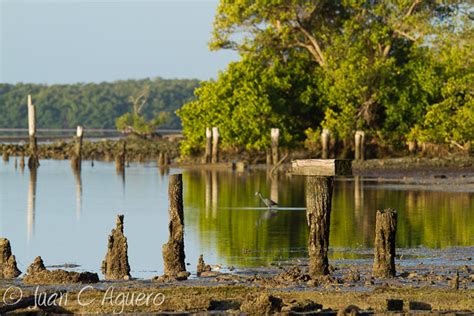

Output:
xmin=157 ymin=152 xmax=165 ymax=167
xmin=20 ymin=154 xmax=25 ymax=171
xmin=266 ymin=149 xmax=272 ymax=165
xmin=321 ymin=129 xmax=330 ymax=159
xmin=115 ymin=141 xmax=126 ymax=174
xmin=0 ymin=238 xmax=21 ymax=278
xmin=271 ymin=128 xmax=280 ymax=165
xmin=354 ymin=130 xmax=365 ymax=160
xmin=204 ymin=127 xmax=212 ymax=163
xmin=71 ymin=126 xmax=84 ymax=171
xmin=305 ymin=176 xmax=334 ymax=276
xmin=292 ymin=159 xmax=352 ymax=277
xmin=373 ymin=209 xmax=397 ymax=278
xmin=161 ymin=174 xmax=189 ymax=280
xmin=211 ymin=127 xmax=219 ymax=164
xmin=101 ymin=215 xmax=131 ymax=280
xmin=27 ymin=95 xmax=39 ymax=169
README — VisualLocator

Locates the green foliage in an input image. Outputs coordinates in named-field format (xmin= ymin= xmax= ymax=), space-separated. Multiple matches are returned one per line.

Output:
xmin=177 ymin=54 xmax=322 ymax=155
xmin=0 ymin=78 xmax=199 ymax=129
xmin=116 ymin=112 xmax=171 ymax=137
xmin=176 ymin=0 xmax=473 ymax=153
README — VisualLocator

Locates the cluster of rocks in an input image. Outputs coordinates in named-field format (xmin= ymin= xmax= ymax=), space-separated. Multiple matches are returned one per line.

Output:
xmin=23 ymin=256 xmax=98 ymax=285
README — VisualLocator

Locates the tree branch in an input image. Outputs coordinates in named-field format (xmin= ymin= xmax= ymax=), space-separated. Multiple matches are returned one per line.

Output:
xmin=295 ymin=23 xmax=326 ymax=66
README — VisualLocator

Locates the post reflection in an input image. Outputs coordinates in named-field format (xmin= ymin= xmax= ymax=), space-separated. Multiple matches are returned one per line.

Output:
xmin=27 ymin=168 xmax=37 ymax=243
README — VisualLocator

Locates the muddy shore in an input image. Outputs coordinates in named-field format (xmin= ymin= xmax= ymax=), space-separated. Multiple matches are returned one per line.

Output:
xmin=1 ymin=246 xmax=473 ymax=314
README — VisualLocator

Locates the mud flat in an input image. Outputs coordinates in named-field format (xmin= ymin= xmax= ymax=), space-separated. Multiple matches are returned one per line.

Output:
xmin=1 ymin=246 xmax=473 ymax=314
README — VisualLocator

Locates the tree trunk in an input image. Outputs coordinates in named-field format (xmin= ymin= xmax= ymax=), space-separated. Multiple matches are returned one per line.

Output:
xmin=305 ymin=176 xmax=334 ymax=276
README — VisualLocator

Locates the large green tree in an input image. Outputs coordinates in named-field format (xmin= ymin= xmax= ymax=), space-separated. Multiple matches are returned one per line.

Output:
xmin=193 ymin=0 xmax=472 ymax=148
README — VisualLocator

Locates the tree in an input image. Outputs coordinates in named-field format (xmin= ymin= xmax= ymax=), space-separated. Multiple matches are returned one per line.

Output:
xmin=115 ymin=86 xmax=171 ymax=138
xmin=209 ymin=0 xmax=470 ymax=143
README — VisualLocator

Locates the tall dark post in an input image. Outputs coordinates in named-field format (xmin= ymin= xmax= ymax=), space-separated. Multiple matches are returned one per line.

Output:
xmin=115 ymin=141 xmax=126 ymax=174
xmin=373 ymin=209 xmax=397 ymax=278
xmin=271 ymin=128 xmax=280 ymax=165
xmin=162 ymin=174 xmax=189 ymax=280
xmin=27 ymin=95 xmax=39 ymax=170
xmin=305 ymin=176 xmax=334 ymax=276
xmin=71 ymin=126 xmax=84 ymax=171
xmin=204 ymin=127 xmax=212 ymax=164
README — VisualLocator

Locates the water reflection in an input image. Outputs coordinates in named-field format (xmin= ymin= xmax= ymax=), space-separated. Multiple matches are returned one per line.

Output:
xmin=27 ymin=168 xmax=37 ymax=243
xmin=73 ymin=168 xmax=82 ymax=220
xmin=183 ymin=170 xmax=474 ymax=266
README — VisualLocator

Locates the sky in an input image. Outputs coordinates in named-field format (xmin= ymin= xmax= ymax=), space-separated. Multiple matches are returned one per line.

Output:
xmin=0 ymin=0 xmax=239 ymax=84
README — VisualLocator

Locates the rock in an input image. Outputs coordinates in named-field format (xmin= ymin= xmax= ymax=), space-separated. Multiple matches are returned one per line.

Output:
xmin=197 ymin=254 xmax=212 ymax=277
xmin=274 ymin=267 xmax=311 ymax=284
xmin=337 ymin=304 xmax=360 ymax=316
xmin=101 ymin=215 xmax=131 ymax=280
xmin=282 ymin=299 xmax=322 ymax=312
xmin=409 ymin=301 xmax=431 ymax=311
xmin=0 ymin=238 xmax=21 ymax=278
xmin=240 ymin=293 xmax=282 ymax=314
xmin=386 ymin=299 xmax=403 ymax=311
xmin=23 ymin=256 xmax=98 ymax=285
xmin=346 ymin=268 xmax=360 ymax=282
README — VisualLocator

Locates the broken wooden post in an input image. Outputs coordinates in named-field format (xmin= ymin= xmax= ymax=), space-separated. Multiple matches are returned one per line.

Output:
xmin=211 ymin=127 xmax=219 ymax=163
xmin=373 ymin=208 xmax=397 ymax=278
xmin=266 ymin=149 xmax=272 ymax=165
xmin=20 ymin=154 xmax=25 ymax=171
xmin=321 ymin=129 xmax=330 ymax=159
xmin=204 ymin=127 xmax=212 ymax=164
xmin=101 ymin=215 xmax=131 ymax=280
xmin=354 ymin=131 xmax=365 ymax=160
xmin=157 ymin=152 xmax=165 ymax=167
xmin=271 ymin=128 xmax=280 ymax=165
xmin=2 ymin=149 xmax=9 ymax=163
xmin=161 ymin=174 xmax=189 ymax=280
xmin=27 ymin=95 xmax=39 ymax=169
xmin=115 ymin=141 xmax=126 ymax=174
xmin=292 ymin=159 xmax=352 ymax=277
xmin=71 ymin=126 xmax=84 ymax=171
xmin=0 ymin=238 xmax=21 ymax=278
xmin=164 ymin=151 xmax=169 ymax=166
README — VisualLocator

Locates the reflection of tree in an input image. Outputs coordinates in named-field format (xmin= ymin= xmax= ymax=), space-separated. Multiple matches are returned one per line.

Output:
xmin=184 ymin=171 xmax=474 ymax=267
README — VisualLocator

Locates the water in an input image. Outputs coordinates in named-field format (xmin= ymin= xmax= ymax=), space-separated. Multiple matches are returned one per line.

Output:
xmin=0 ymin=159 xmax=473 ymax=279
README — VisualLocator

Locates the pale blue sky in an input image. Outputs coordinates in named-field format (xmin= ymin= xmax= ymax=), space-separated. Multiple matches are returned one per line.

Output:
xmin=0 ymin=0 xmax=239 ymax=84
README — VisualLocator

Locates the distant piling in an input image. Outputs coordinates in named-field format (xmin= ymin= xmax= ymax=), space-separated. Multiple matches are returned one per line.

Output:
xmin=27 ymin=95 xmax=39 ymax=170
xmin=321 ymin=129 xmax=330 ymax=159
xmin=2 ymin=149 xmax=9 ymax=163
xmin=204 ymin=127 xmax=212 ymax=164
xmin=71 ymin=126 xmax=84 ymax=172
xmin=271 ymin=128 xmax=280 ymax=165
xmin=211 ymin=127 xmax=219 ymax=164
xmin=354 ymin=131 xmax=365 ymax=160
xmin=373 ymin=209 xmax=397 ymax=278
xmin=115 ymin=141 xmax=126 ymax=174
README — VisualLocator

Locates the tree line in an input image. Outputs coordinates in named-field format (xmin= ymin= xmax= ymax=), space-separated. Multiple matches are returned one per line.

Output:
xmin=178 ymin=0 xmax=473 ymax=156
xmin=0 ymin=78 xmax=199 ymax=130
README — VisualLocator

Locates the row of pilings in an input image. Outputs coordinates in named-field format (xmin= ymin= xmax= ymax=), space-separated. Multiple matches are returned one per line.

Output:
xmin=2 ymin=173 xmax=398 ymax=282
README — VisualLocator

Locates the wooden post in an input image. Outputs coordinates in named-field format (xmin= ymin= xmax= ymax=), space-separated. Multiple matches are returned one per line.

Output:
xmin=271 ymin=128 xmax=280 ymax=165
xmin=20 ymin=154 xmax=25 ymax=171
xmin=204 ymin=127 xmax=212 ymax=164
xmin=354 ymin=131 xmax=365 ymax=160
xmin=162 ymin=174 xmax=189 ymax=279
xmin=266 ymin=149 xmax=272 ymax=165
xmin=305 ymin=176 xmax=334 ymax=276
xmin=373 ymin=209 xmax=397 ymax=278
xmin=71 ymin=126 xmax=84 ymax=171
xmin=211 ymin=127 xmax=219 ymax=164
xmin=115 ymin=141 xmax=126 ymax=174
xmin=2 ymin=149 xmax=9 ymax=163
xmin=27 ymin=95 xmax=39 ymax=169
xmin=157 ymin=152 xmax=165 ymax=167
xmin=164 ymin=151 xmax=169 ymax=166
xmin=321 ymin=129 xmax=330 ymax=159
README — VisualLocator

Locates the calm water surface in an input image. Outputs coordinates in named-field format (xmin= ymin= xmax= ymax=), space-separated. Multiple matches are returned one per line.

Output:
xmin=0 ymin=159 xmax=472 ymax=278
